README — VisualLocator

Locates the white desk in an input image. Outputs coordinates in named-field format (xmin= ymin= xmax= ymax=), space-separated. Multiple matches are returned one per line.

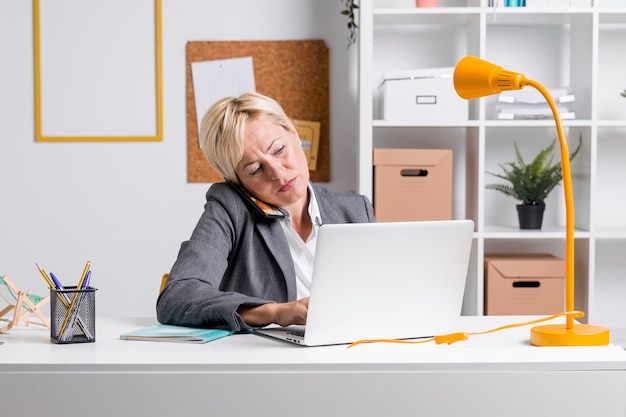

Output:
xmin=1 ymin=316 xmax=626 ymax=417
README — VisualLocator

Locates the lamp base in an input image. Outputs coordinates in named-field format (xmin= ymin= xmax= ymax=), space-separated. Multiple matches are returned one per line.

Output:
xmin=530 ymin=323 xmax=610 ymax=346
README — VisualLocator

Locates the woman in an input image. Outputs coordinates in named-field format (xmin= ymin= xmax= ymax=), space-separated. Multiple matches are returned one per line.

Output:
xmin=156 ymin=92 xmax=374 ymax=331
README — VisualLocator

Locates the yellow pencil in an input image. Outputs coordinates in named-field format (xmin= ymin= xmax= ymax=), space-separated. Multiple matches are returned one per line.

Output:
xmin=35 ymin=263 xmax=54 ymax=288
xmin=58 ymin=261 xmax=92 ymax=341
xmin=76 ymin=261 xmax=91 ymax=289
xmin=36 ymin=263 xmax=70 ymax=308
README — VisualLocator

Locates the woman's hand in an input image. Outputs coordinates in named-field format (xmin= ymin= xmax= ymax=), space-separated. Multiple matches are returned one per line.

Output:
xmin=238 ymin=297 xmax=309 ymax=327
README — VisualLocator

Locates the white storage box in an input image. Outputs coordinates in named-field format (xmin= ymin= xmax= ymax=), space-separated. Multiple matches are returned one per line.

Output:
xmin=378 ymin=67 xmax=468 ymax=121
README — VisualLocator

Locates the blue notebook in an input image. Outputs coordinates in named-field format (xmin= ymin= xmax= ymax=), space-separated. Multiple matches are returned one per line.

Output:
xmin=120 ymin=324 xmax=233 ymax=344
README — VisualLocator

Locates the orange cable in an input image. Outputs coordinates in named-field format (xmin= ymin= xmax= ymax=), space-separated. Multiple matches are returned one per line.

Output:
xmin=347 ymin=311 xmax=586 ymax=349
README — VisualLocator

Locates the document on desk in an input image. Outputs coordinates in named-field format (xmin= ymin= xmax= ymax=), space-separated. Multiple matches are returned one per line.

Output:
xmin=191 ymin=56 xmax=256 ymax=145
xmin=120 ymin=324 xmax=233 ymax=344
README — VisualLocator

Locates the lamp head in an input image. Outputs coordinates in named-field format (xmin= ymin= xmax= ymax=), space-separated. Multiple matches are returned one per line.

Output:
xmin=453 ymin=56 xmax=528 ymax=100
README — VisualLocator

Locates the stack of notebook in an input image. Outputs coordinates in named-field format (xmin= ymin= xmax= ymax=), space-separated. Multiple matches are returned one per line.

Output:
xmin=489 ymin=87 xmax=575 ymax=120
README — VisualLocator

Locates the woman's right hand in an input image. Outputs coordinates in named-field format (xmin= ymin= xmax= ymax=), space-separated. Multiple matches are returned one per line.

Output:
xmin=238 ymin=297 xmax=309 ymax=327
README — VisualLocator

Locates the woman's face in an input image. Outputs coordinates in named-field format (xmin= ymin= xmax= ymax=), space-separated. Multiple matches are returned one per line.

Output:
xmin=235 ymin=117 xmax=310 ymax=210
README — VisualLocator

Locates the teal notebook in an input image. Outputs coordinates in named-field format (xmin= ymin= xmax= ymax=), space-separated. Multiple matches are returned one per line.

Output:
xmin=120 ymin=324 xmax=233 ymax=344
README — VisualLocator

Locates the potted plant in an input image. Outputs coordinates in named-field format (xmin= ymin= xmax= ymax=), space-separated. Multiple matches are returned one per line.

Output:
xmin=486 ymin=134 xmax=582 ymax=230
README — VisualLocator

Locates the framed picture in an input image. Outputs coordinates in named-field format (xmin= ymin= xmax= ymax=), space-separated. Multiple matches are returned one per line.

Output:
xmin=33 ymin=0 xmax=163 ymax=141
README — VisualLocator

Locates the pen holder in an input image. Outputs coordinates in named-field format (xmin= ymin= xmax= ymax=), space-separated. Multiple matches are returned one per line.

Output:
xmin=50 ymin=286 xmax=97 ymax=344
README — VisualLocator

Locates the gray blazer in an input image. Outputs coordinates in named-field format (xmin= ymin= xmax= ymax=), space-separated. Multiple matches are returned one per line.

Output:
xmin=156 ymin=182 xmax=375 ymax=331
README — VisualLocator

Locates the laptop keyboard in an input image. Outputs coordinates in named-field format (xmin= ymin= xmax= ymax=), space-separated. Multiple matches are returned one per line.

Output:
xmin=287 ymin=330 xmax=305 ymax=338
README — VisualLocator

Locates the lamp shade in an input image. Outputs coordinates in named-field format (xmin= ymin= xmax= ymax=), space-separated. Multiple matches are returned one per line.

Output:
xmin=453 ymin=56 xmax=527 ymax=99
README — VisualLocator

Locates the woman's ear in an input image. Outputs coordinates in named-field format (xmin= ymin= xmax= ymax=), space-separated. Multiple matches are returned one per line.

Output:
xmin=287 ymin=121 xmax=306 ymax=153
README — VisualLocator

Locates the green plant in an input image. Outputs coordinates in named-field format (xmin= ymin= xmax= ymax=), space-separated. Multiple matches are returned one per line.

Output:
xmin=486 ymin=134 xmax=582 ymax=206
xmin=340 ymin=0 xmax=359 ymax=48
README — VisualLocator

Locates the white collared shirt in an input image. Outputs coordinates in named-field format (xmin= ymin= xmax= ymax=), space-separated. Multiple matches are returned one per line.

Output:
xmin=279 ymin=183 xmax=321 ymax=299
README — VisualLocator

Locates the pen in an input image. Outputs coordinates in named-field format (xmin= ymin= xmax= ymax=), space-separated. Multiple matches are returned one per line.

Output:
xmin=81 ymin=270 xmax=91 ymax=290
xmin=49 ymin=272 xmax=65 ymax=290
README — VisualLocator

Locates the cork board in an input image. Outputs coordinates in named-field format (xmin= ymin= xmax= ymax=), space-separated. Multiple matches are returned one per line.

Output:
xmin=186 ymin=40 xmax=330 ymax=183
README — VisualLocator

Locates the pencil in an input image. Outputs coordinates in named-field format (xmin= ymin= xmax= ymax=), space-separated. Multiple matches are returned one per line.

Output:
xmin=58 ymin=261 xmax=92 ymax=341
xmin=76 ymin=261 xmax=91 ymax=289
xmin=35 ymin=263 xmax=54 ymax=288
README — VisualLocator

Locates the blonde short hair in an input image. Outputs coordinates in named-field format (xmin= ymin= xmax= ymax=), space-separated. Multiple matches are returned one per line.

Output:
xmin=199 ymin=92 xmax=291 ymax=184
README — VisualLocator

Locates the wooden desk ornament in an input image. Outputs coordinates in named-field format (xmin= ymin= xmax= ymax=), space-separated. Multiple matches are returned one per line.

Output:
xmin=0 ymin=275 xmax=50 ymax=333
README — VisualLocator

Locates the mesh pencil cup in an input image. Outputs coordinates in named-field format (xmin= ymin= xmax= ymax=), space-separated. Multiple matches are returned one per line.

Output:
xmin=50 ymin=286 xmax=97 ymax=344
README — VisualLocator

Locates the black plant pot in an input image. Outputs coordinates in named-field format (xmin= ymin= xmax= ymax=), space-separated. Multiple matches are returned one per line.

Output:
xmin=516 ymin=204 xmax=545 ymax=230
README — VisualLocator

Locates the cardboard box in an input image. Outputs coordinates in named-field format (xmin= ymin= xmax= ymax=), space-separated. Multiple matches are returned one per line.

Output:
xmin=378 ymin=67 xmax=468 ymax=121
xmin=484 ymin=254 xmax=565 ymax=315
xmin=373 ymin=149 xmax=453 ymax=222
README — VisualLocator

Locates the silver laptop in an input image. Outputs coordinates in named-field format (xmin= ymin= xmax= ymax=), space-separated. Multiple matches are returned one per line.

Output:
xmin=254 ymin=219 xmax=474 ymax=346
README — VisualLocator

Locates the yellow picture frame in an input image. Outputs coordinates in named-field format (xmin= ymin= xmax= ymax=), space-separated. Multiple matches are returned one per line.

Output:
xmin=33 ymin=0 xmax=163 ymax=142
xmin=293 ymin=119 xmax=320 ymax=171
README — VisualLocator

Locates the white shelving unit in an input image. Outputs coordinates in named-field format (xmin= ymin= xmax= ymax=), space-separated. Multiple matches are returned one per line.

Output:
xmin=358 ymin=0 xmax=626 ymax=333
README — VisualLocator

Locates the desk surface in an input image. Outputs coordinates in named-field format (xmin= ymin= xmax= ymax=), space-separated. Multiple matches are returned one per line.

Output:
xmin=2 ymin=316 xmax=626 ymax=417
xmin=1 ymin=315 xmax=625 ymax=371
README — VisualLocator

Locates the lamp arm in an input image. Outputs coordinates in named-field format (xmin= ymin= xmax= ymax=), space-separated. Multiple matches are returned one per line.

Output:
xmin=526 ymin=79 xmax=576 ymax=330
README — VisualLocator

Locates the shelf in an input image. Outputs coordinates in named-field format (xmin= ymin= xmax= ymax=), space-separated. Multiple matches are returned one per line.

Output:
xmin=482 ymin=119 xmax=592 ymax=127
xmin=373 ymin=8 xmax=595 ymax=26
xmin=373 ymin=119 xmax=480 ymax=127
xmin=599 ymin=11 xmax=626 ymax=24
xmin=374 ymin=8 xmax=480 ymax=26
xmin=359 ymin=4 xmax=626 ymax=322
xmin=597 ymin=120 xmax=626 ymax=127
xmin=479 ymin=227 xmax=591 ymax=239
xmin=594 ymin=227 xmax=626 ymax=239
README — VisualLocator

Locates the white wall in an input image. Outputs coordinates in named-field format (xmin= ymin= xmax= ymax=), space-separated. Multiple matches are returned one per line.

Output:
xmin=0 ymin=0 xmax=359 ymax=317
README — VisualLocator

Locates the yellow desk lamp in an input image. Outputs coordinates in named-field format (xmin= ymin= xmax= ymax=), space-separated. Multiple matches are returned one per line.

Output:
xmin=453 ymin=56 xmax=610 ymax=346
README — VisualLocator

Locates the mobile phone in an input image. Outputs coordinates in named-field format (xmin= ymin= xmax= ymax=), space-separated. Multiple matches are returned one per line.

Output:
xmin=227 ymin=180 xmax=285 ymax=219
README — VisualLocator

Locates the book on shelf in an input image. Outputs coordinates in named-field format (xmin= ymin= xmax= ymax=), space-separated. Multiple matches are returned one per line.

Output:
xmin=489 ymin=87 xmax=576 ymax=120
xmin=495 ymin=106 xmax=575 ymax=120
xmin=497 ymin=88 xmax=575 ymax=105
xmin=120 ymin=324 xmax=233 ymax=344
